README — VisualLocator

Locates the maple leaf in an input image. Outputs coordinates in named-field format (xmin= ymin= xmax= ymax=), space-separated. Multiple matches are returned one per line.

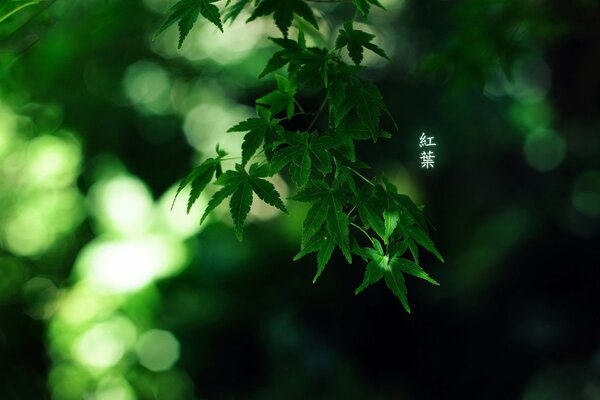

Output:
xmin=223 ymin=0 xmax=251 ymax=24
xmin=334 ymin=79 xmax=396 ymax=141
xmin=260 ymin=33 xmax=331 ymax=87
xmin=269 ymin=131 xmax=337 ymax=187
xmin=293 ymin=230 xmax=335 ymax=283
xmin=247 ymin=0 xmax=318 ymax=37
xmin=256 ymin=75 xmax=297 ymax=119
xmin=335 ymin=22 xmax=389 ymax=66
xmin=290 ymin=179 xmax=352 ymax=264
xmin=171 ymin=146 xmax=227 ymax=212
xmin=228 ymin=106 xmax=282 ymax=164
xmin=201 ymin=163 xmax=287 ymax=241
xmin=156 ymin=0 xmax=224 ymax=48
xmin=351 ymin=0 xmax=385 ymax=18
xmin=356 ymin=239 xmax=438 ymax=313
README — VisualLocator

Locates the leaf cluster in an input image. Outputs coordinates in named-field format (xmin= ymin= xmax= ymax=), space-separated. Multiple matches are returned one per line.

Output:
xmin=161 ymin=0 xmax=443 ymax=310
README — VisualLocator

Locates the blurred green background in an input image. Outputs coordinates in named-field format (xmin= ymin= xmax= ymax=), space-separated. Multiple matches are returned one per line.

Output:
xmin=1 ymin=0 xmax=599 ymax=399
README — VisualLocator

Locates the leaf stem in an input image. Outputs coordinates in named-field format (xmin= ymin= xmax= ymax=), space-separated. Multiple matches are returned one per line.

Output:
xmin=350 ymin=222 xmax=373 ymax=242
xmin=307 ymin=97 xmax=327 ymax=131
xmin=294 ymin=99 xmax=306 ymax=114
xmin=347 ymin=205 xmax=357 ymax=217
xmin=347 ymin=167 xmax=374 ymax=187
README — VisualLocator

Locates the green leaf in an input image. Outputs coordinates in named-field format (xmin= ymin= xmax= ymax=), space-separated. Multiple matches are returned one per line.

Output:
xmin=355 ymin=82 xmax=383 ymax=141
xmin=288 ymin=180 xmax=330 ymax=202
xmin=171 ymin=154 xmax=224 ymax=212
xmin=223 ymin=0 xmax=250 ymax=23
xmin=200 ymin=182 xmax=239 ymax=225
xmin=326 ymin=195 xmax=351 ymax=263
xmin=355 ymin=239 xmax=387 ymax=294
xmin=301 ymin=198 xmax=329 ymax=245
xmin=384 ymin=267 xmax=410 ymax=313
xmin=382 ymin=188 xmax=399 ymax=244
xmin=293 ymin=230 xmax=326 ymax=260
xmin=330 ymin=77 xmax=392 ymax=142
xmin=186 ymin=165 xmax=216 ymax=213
xmin=230 ymin=179 xmax=253 ymax=241
xmin=228 ymin=107 xmax=281 ymax=164
xmin=270 ymin=132 xmax=335 ymax=187
xmin=358 ymin=203 xmax=385 ymax=240
xmin=408 ymin=225 xmax=444 ymax=262
xmin=259 ymin=51 xmax=290 ymax=78
xmin=0 ymin=1 xmax=44 ymax=24
xmin=247 ymin=0 xmax=318 ymax=37
xmin=406 ymin=238 xmax=419 ymax=264
xmin=391 ymin=257 xmax=439 ymax=286
xmin=314 ymin=235 xmax=335 ymax=283
xmin=256 ymin=75 xmax=297 ymax=118
xmin=335 ymin=22 xmax=388 ymax=66
xmin=355 ymin=237 xmax=436 ymax=310
xmin=199 ymin=164 xmax=286 ymax=240
xmin=351 ymin=0 xmax=384 ymax=18
xmin=249 ymin=174 xmax=288 ymax=213
xmin=157 ymin=0 xmax=223 ymax=48
xmin=292 ymin=229 xmax=335 ymax=283
xmin=355 ymin=258 xmax=385 ymax=294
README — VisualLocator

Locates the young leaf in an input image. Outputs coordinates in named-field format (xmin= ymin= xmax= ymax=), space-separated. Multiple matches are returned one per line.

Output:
xmin=230 ymin=179 xmax=253 ymax=240
xmin=331 ymin=78 xmax=392 ymax=142
xmin=358 ymin=202 xmax=386 ymax=240
xmin=157 ymin=0 xmax=224 ymax=48
xmin=256 ymin=75 xmax=297 ymax=119
xmin=292 ymin=230 xmax=335 ymax=284
xmin=314 ymin=236 xmax=335 ymax=283
xmin=408 ymin=225 xmax=445 ymax=262
xmin=327 ymin=197 xmax=352 ymax=263
xmin=199 ymin=164 xmax=287 ymax=240
xmin=351 ymin=0 xmax=384 ymax=18
xmin=384 ymin=266 xmax=410 ymax=313
xmin=200 ymin=181 xmax=240 ymax=225
xmin=270 ymin=132 xmax=335 ymax=187
xmin=301 ymin=197 xmax=329 ymax=245
xmin=294 ymin=229 xmax=327 ymax=260
xmin=335 ymin=22 xmax=389 ymax=66
xmin=247 ymin=0 xmax=318 ymax=37
xmin=223 ymin=0 xmax=251 ymax=23
xmin=355 ymin=82 xmax=383 ymax=141
xmin=355 ymin=239 xmax=387 ymax=294
xmin=228 ymin=107 xmax=281 ymax=164
xmin=248 ymin=164 xmax=287 ymax=214
xmin=172 ymin=153 xmax=225 ymax=212
xmin=391 ymin=257 xmax=439 ymax=286
xmin=381 ymin=187 xmax=399 ymax=244
xmin=186 ymin=165 xmax=217 ymax=213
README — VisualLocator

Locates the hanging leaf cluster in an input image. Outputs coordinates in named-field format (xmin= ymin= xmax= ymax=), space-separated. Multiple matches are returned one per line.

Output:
xmin=159 ymin=0 xmax=443 ymax=312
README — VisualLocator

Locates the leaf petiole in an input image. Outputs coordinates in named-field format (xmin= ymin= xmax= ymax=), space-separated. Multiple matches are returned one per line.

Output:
xmin=347 ymin=167 xmax=374 ymax=187
xmin=350 ymin=222 xmax=373 ymax=243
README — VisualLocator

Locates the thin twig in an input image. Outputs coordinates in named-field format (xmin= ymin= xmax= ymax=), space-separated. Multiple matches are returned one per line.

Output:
xmin=307 ymin=97 xmax=327 ymax=132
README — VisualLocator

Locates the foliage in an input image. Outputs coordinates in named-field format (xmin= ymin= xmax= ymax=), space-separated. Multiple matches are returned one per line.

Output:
xmin=161 ymin=0 xmax=443 ymax=311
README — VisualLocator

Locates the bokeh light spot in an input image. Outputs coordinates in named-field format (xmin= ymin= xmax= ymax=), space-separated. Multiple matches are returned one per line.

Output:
xmin=136 ymin=329 xmax=180 ymax=372
xmin=88 ymin=174 xmax=155 ymax=236
xmin=123 ymin=61 xmax=172 ymax=115
xmin=572 ymin=170 xmax=600 ymax=216
xmin=523 ymin=129 xmax=566 ymax=171
xmin=75 ymin=236 xmax=187 ymax=293
xmin=72 ymin=317 xmax=136 ymax=369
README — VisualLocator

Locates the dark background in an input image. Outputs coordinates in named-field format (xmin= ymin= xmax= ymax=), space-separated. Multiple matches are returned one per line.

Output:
xmin=1 ymin=0 xmax=599 ymax=399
